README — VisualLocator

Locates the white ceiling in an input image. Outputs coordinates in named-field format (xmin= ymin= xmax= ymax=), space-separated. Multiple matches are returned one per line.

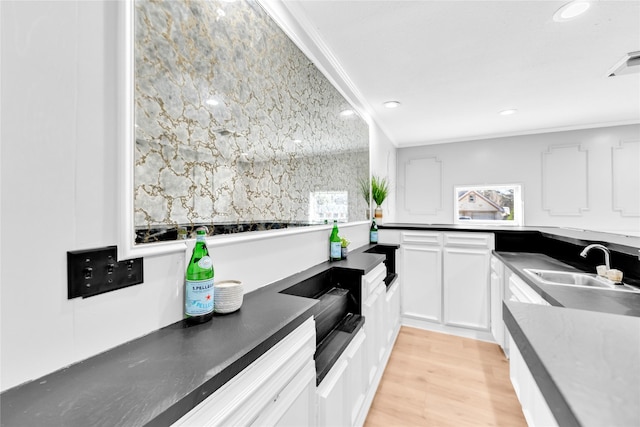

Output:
xmin=282 ymin=0 xmax=640 ymax=147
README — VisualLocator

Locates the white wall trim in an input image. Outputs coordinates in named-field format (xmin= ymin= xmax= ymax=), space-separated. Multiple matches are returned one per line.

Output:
xmin=403 ymin=157 xmax=442 ymax=215
xmin=541 ymin=143 xmax=590 ymax=216
xmin=612 ymin=139 xmax=640 ymax=217
xmin=395 ymin=119 xmax=640 ymax=148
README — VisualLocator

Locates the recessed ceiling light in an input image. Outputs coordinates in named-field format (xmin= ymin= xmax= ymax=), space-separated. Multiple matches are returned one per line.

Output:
xmin=499 ymin=109 xmax=518 ymax=116
xmin=339 ymin=109 xmax=355 ymax=117
xmin=383 ymin=101 xmax=401 ymax=109
xmin=293 ymin=139 xmax=302 ymax=144
xmin=553 ymin=1 xmax=590 ymax=22
xmin=205 ymin=98 xmax=219 ymax=106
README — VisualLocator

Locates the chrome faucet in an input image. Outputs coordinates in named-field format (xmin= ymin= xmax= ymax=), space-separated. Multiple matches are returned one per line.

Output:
xmin=580 ymin=244 xmax=611 ymax=270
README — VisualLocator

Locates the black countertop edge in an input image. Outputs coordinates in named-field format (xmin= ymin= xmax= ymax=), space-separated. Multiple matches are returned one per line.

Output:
xmin=378 ymin=223 xmax=640 ymax=255
xmin=493 ymin=251 xmax=640 ymax=317
xmin=503 ymin=302 xmax=581 ymax=427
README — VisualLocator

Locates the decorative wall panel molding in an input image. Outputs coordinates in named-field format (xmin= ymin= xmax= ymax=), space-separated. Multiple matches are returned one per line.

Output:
xmin=612 ymin=140 xmax=640 ymax=217
xmin=404 ymin=157 xmax=442 ymax=215
xmin=134 ymin=0 xmax=369 ymax=243
xmin=541 ymin=144 xmax=589 ymax=216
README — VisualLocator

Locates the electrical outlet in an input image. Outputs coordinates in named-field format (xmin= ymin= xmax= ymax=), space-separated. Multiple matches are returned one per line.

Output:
xmin=67 ymin=246 xmax=144 ymax=299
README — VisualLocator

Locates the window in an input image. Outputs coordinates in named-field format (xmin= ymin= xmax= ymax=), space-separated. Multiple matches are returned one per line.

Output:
xmin=309 ymin=191 xmax=348 ymax=223
xmin=454 ymin=184 xmax=523 ymax=226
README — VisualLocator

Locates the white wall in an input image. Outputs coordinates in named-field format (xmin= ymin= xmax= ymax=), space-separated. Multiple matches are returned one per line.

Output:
xmin=396 ymin=125 xmax=640 ymax=233
xmin=0 ymin=1 xmax=377 ymax=391
xmin=370 ymin=122 xmax=397 ymax=223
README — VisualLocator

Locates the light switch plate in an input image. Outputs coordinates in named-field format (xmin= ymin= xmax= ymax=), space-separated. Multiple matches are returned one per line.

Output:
xmin=67 ymin=246 xmax=144 ymax=299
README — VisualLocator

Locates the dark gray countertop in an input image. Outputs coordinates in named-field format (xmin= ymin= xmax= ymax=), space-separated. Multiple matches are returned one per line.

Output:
xmin=504 ymin=301 xmax=640 ymax=427
xmin=0 ymin=251 xmax=385 ymax=427
xmin=494 ymin=252 xmax=640 ymax=316
xmin=497 ymin=251 xmax=640 ymax=426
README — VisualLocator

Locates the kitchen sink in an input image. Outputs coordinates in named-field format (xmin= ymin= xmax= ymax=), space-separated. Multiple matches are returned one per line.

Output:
xmin=523 ymin=269 xmax=640 ymax=293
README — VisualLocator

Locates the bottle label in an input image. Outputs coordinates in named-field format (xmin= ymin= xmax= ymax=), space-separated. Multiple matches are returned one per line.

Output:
xmin=370 ymin=231 xmax=378 ymax=243
xmin=330 ymin=242 xmax=341 ymax=259
xmin=198 ymin=256 xmax=213 ymax=269
xmin=185 ymin=278 xmax=214 ymax=316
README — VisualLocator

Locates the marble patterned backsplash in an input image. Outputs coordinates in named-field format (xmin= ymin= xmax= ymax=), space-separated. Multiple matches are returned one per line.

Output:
xmin=134 ymin=0 xmax=370 ymax=240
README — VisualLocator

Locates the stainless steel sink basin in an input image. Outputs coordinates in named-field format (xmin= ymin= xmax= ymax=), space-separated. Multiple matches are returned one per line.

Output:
xmin=523 ymin=269 xmax=639 ymax=293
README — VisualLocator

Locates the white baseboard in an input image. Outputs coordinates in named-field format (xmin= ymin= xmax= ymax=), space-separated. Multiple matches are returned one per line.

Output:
xmin=401 ymin=315 xmax=496 ymax=343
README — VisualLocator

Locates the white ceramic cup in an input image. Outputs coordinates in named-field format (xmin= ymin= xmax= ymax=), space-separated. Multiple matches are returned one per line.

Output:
xmin=214 ymin=280 xmax=243 ymax=314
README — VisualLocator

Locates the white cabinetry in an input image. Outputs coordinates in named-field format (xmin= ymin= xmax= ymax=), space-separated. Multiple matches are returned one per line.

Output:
xmin=385 ymin=278 xmax=401 ymax=347
xmin=172 ymin=317 xmax=316 ymax=427
xmin=317 ymin=329 xmax=366 ymax=427
xmin=344 ymin=331 xmax=367 ymax=426
xmin=401 ymin=232 xmax=443 ymax=323
xmin=443 ymin=233 xmax=492 ymax=331
xmin=317 ymin=358 xmax=348 ymax=427
xmin=361 ymin=263 xmax=387 ymax=387
xmin=490 ymin=255 xmax=505 ymax=350
xmin=317 ymin=260 xmax=398 ymax=427
xmin=400 ymin=231 xmax=494 ymax=339
xmin=509 ymin=336 xmax=558 ymax=427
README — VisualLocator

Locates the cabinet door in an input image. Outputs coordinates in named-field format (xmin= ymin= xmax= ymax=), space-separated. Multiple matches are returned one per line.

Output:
xmin=385 ymin=279 xmax=400 ymax=346
xmin=401 ymin=244 xmax=442 ymax=323
xmin=362 ymin=283 xmax=384 ymax=387
xmin=374 ymin=284 xmax=386 ymax=364
xmin=490 ymin=269 xmax=504 ymax=347
xmin=509 ymin=337 xmax=558 ymax=427
xmin=443 ymin=247 xmax=490 ymax=330
xmin=344 ymin=330 xmax=366 ymax=426
xmin=317 ymin=359 xmax=348 ymax=427
xmin=254 ymin=360 xmax=316 ymax=427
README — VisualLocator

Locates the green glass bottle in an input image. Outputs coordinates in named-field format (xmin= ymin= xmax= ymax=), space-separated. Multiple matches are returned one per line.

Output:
xmin=370 ymin=219 xmax=378 ymax=244
xmin=330 ymin=220 xmax=342 ymax=261
xmin=185 ymin=228 xmax=214 ymax=324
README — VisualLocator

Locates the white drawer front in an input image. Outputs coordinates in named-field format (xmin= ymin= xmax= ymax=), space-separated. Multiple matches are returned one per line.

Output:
xmin=401 ymin=232 xmax=442 ymax=245
xmin=362 ymin=262 xmax=386 ymax=296
xmin=444 ymin=232 xmax=494 ymax=248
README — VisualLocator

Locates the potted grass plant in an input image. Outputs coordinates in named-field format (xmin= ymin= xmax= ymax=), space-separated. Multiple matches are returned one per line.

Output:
xmin=371 ymin=175 xmax=389 ymax=221
xmin=340 ymin=237 xmax=350 ymax=259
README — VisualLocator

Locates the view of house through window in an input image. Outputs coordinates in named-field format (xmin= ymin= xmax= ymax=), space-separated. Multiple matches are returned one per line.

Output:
xmin=309 ymin=191 xmax=349 ymax=223
xmin=454 ymin=184 xmax=523 ymax=226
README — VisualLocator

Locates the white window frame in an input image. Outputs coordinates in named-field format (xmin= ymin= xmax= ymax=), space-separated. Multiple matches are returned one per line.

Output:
xmin=453 ymin=184 xmax=524 ymax=226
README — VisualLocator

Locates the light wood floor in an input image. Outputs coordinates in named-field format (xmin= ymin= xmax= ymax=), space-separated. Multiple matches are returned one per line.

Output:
xmin=364 ymin=326 xmax=527 ymax=427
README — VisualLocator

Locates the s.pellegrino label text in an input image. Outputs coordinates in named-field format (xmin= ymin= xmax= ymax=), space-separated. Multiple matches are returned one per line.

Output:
xmin=185 ymin=278 xmax=214 ymax=316
xmin=330 ymin=242 xmax=342 ymax=260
